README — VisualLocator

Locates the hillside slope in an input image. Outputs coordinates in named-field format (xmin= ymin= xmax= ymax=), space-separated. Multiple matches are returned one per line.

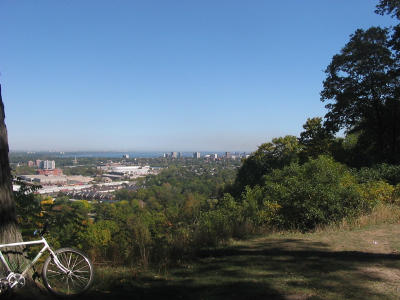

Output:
xmin=87 ymin=223 xmax=400 ymax=300
xmin=18 ymin=223 xmax=400 ymax=300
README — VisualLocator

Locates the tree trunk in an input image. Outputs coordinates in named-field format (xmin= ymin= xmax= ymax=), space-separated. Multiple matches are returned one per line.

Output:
xmin=0 ymin=86 xmax=47 ymax=300
xmin=0 ymin=84 xmax=25 ymax=275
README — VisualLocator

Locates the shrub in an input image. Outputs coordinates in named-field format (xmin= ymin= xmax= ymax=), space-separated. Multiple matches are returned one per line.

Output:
xmin=240 ymin=185 xmax=280 ymax=227
xmin=391 ymin=184 xmax=400 ymax=205
xmin=262 ymin=156 xmax=369 ymax=231
xmin=359 ymin=180 xmax=394 ymax=205
xmin=195 ymin=194 xmax=242 ymax=246
xmin=357 ymin=164 xmax=400 ymax=185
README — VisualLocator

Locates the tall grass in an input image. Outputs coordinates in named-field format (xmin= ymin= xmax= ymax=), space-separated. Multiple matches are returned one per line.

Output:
xmin=316 ymin=203 xmax=400 ymax=232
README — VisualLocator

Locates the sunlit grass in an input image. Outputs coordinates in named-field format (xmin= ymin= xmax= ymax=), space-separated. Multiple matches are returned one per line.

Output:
xmin=86 ymin=218 xmax=400 ymax=300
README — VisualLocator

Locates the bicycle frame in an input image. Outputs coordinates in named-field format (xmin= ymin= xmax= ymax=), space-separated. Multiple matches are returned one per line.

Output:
xmin=0 ymin=237 xmax=68 ymax=278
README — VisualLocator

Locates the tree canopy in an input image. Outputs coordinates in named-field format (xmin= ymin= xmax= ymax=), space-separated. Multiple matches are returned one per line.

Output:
xmin=321 ymin=26 xmax=400 ymax=165
xmin=376 ymin=0 xmax=400 ymax=19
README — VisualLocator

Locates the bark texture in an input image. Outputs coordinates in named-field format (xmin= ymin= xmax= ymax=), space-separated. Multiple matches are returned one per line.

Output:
xmin=0 ymin=84 xmax=24 ymax=275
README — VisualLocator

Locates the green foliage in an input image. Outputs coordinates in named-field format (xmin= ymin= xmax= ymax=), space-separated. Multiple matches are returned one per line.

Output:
xmin=15 ymin=149 xmax=400 ymax=270
xmin=321 ymin=25 xmax=400 ymax=165
xmin=14 ymin=182 xmax=44 ymax=236
xmin=392 ymin=184 xmax=400 ymax=204
xmin=262 ymin=156 xmax=369 ymax=231
xmin=13 ymin=165 xmax=36 ymax=175
xmin=81 ymin=220 xmax=118 ymax=259
xmin=376 ymin=0 xmax=400 ymax=19
xmin=232 ymin=135 xmax=301 ymax=196
xmin=240 ymin=185 xmax=280 ymax=227
xmin=359 ymin=181 xmax=394 ymax=205
xmin=299 ymin=117 xmax=334 ymax=160
xmin=195 ymin=194 xmax=241 ymax=246
xmin=356 ymin=164 xmax=400 ymax=185
xmin=49 ymin=201 xmax=91 ymax=249
xmin=62 ymin=166 xmax=98 ymax=176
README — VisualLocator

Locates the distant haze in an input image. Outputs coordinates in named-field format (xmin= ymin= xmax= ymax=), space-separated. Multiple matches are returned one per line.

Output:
xmin=0 ymin=0 xmax=396 ymax=151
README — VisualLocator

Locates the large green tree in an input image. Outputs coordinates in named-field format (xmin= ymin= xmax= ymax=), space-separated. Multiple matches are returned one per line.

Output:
xmin=321 ymin=26 xmax=400 ymax=165
xmin=376 ymin=0 xmax=400 ymax=19
xmin=299 ymin=117 xmax=334 ymax=160
xmin=231 ymin=136 xmax=301 ymax=196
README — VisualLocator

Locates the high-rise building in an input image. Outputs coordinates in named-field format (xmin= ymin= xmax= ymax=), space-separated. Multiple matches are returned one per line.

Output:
xmin=171 ymin=152 xmax=178 ymax=159
xmin=193 ymin=152 xmax=201 ymax=159
xmin=225 ymin=152 xmax=232 ymax=159
xmin=40 ymin=160 xmax=56 ymax=170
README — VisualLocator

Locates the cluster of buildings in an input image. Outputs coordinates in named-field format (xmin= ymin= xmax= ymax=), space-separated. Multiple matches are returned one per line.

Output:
xmin=98 ymin=163 xmax=159 ymax=180
xmin=61 ymin=182 xmax=137 ymax=202
xmin=224 ymin=152 xmax=250 ymax=160
xmin=162 ymin=152 xmax=250 ymax=160
xmin=28 ymin=159 xmax=55 ymax=169
xmin=18 ymin=174 xmax=93 ymax=185
xmin=27 ymin=159 xmax=63 ymax=175
xmin=16 ymin=159 xmax=158 ymax=202
xmin=163 ymin=152 xmax=182 ymax=159
xmin=15 ymin=181 xmax=133 ymax=203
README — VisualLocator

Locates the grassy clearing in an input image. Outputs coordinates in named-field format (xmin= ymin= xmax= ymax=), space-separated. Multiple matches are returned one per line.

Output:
xmin=75 ymin=224 xmax=400 ymax=300
xmin=16 ymin=205 xmax=400 ymax=300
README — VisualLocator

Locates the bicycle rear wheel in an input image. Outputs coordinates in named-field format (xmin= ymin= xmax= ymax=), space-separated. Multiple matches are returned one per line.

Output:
xmin=42 ymin=248 xmax=94 ymax=297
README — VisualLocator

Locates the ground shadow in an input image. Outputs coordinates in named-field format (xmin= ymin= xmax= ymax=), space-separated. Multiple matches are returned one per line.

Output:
xmin=10 ymin=238 xmax=400 ymax=300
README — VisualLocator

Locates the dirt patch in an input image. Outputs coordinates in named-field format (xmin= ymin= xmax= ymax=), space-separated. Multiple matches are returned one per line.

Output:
xmin=285 ymin=294 xmax=314 ymax=300
xmin=359 ymin=266 xmax=400 ymax=283
xmin=302 ymin=224 xmax=400 ymax=254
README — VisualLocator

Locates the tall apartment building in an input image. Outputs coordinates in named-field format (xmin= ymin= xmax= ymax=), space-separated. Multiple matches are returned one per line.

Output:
xmin=40 ymin=160 xmax=56 ymax=170
xmin=171 ymin=152 xmax=178 ymax=159
xmin=193 ymin=152 xmax=201 ymax=159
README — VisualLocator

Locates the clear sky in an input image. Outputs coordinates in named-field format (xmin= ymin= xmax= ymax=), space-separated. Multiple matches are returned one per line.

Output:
xmin=0 ymin=0 xmax=397 ymax=152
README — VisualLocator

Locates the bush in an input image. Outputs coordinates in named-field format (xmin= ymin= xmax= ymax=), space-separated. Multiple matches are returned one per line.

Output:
xmin=195 ymin=194 xmax=241 ymax=246
xmin=262 ymin=156 xmax=369 ymax=231
xmin=359 ymin=180 xmax=394 ymax=205
xmin=240 ymin=185 xmax=280 ymax=227
xmin=357 ymin=164 xmax=400 ymax=185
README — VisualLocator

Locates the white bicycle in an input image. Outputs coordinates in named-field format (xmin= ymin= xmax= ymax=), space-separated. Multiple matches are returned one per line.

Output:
xmin=0 ymin=224 xmax=94 ymax=297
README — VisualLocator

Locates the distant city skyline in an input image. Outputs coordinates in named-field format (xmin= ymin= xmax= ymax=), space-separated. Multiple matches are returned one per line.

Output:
xmin=0 ymin=1 xmax=396 ymax=152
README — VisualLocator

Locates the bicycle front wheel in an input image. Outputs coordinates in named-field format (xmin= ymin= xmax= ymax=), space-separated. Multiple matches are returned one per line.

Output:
xmin=42 ymin=248 xmax=94 ymax=297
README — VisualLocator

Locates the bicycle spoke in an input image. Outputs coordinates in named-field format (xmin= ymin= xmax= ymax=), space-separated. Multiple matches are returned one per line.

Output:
xmin=43 ymin=249 xmax=92 ymax=296
xmin=67 ymin=253 xmax=72 ymax=269
xmin=66 ymin=276 xmax=70 ymax=295
xmin=69 ymin=276 xmax=81 ymax=289
xmin=71 ymin=274 xmax=87 ymax=286
xmin=71 ymin=254 xmax=79 ymax=269
xmin=74 ymin=263 xmax=89 ymax=272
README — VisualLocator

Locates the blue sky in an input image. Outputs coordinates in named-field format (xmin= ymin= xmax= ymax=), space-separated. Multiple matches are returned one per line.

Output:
xmin=0 ymin=0 xmax=397 ymax=152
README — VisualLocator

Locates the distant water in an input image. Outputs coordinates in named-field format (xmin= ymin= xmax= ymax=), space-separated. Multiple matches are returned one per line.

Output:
xmin=59 ymin=152 xmax=165 ymax=158
xmin=11 ymin=151 xmax=236 ymax=159
xmin=57 ymin=151 xmax=226 ymax=158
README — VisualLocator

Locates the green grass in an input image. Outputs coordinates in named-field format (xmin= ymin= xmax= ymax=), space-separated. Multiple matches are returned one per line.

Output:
xmin=64 ymin=222 xmax=400 ymax=300
xmin=14 ymin=217 xmax=400 ymax=300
